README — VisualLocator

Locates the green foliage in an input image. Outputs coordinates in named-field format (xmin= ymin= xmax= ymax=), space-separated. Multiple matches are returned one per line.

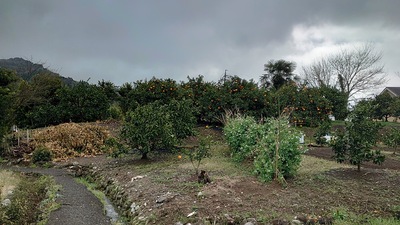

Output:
xmin=103 ymin=137 xmax=128 ymax=158
xmin=182 ymin=136 xmax=212 ymax=175
xmin=224 ymin=116 xmax=303 ymax=184
xmin=254 ymin=117 xmax=303 ymax=183
xmin=331 ymin=102 xmax=385 ymax=171
xmin=165 ymin=99 xmax=197 ymax=140
xmin=14 ymin=73 xmax=64 ymax=128
xmin=260 ymin=59 xmax=298 ymax=89
xmin=373 ymin=92 xmax=395 ymax=121
xmin=120 ymin=102 xmax=177 ymax=159
xmin=120 ymin=99 xmax=196 ymax=159
xmin=182 ymin=75 xmax=221 ymax=123
xmin=0 ymin=68 xmax=20 ymax=146
xmin=272 ymin=85 xmax=332 ymax=127
xmin=0 ymin=175 xmax=51 ymax=225
xmin=107 ymin=103 xmax=124 ymax=120
xmin=319 ymin=86 xmax=349 ymax=120
xmin=130 ymin=77 xmax=183 ymax=105
xmin=218 ymin=76 xmax=268 ymax=119
xmin=117 ymin=82 xmax=137 ymax=115
xmin=383 ymin=127 xmax=400 ymax=153
xmin=314 ymin=121 xmax=332 ymax=145
xmin=223 ymin=116 xmax=264 ymax=163
xmin=32 ymin=146 xmax=53 ymax=163
xmin=57 ymin=81 xmax=109 ymax=123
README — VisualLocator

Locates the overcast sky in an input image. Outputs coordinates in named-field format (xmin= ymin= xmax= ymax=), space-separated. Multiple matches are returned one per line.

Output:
xmin=1 ymin=0 xmax=399 ymax=96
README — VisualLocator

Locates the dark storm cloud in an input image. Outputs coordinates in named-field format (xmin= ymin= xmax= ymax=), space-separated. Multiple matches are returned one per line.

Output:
xmin=1 ymin=0 xmax=400 ymax=86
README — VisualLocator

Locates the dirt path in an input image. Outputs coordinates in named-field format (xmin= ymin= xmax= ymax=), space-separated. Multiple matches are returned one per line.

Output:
xmin=306 ymin=146 xmax=400 ymax=170
xmin=3 ymin=166 xmax=111 ymax=225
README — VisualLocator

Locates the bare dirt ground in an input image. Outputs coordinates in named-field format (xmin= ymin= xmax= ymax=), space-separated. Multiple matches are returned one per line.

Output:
xmin=57 ymin=127 xmax=400 ymax=224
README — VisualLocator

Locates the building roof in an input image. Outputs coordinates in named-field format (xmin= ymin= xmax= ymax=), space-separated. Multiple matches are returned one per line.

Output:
xmin=381 ymin=87 xmax=400 ymax=97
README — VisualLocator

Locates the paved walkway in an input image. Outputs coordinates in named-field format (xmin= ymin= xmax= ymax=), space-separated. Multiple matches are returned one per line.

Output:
xmin=3 ymin=166 xmax=111 ymax=225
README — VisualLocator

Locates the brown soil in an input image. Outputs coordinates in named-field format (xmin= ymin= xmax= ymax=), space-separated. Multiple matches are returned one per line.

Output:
xmin=57 ymin=127 xmax=400 ymax=225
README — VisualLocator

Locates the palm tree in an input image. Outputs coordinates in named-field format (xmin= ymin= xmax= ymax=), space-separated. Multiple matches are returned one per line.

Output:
xmin=260 ymin=59 xmax=298 ymax=89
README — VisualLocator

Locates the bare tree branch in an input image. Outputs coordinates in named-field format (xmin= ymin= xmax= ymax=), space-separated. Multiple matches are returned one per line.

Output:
xmin=301 ymin=43 xmax=386 ymax=99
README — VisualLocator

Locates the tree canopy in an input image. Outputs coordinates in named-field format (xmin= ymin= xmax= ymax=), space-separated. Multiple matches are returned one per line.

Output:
xmin=260 ymin=59 xmax=298 ymax=90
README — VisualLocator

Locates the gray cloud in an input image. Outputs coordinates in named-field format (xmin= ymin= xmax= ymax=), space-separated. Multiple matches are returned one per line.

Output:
xmin=1 ymin=0 xmax=399 ymax=90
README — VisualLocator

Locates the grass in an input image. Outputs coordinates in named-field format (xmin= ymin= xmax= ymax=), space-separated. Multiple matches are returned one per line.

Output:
xmin=0 ymin=170 xmax=20 ymax=200
xmin=75 ymin=177 xmax=125 ymax=225
xmin=37 ymin=176 xmax=61 ymax=225
xmin=0 ymin=173 xmax=59 ymax=225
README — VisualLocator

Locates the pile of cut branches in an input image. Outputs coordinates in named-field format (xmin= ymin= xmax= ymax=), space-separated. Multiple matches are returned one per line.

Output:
xmin=31 ymin=123 xmax=109 ymax=161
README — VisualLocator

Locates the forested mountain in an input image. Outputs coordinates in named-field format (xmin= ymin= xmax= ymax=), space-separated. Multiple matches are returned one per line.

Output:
xmin=0 ymin=57 xmax=76 ymax=86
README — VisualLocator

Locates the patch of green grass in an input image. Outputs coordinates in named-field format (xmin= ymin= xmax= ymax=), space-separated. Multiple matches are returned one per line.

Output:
xmin=75 ymin=177 xmax=126 ymax=225
xmin=298 ymin=155 xmax=350 ymax=176
xmin=329 ymin=207 xmax=400 ymax=225
xmin=75 ymin=177 xmax=106 ymax=207
xmin=37 ymin=176 xmax=61 ymax=225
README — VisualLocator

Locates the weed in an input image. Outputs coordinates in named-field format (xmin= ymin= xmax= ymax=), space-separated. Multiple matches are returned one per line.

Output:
xmin=0 ymin=174 xmax=56 ymax=225
xmin=32 ymin=146 xmax=53 ymax=164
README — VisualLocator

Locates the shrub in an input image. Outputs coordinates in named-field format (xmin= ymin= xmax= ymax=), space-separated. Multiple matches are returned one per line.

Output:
xmin=120 ymin=102 xmax=177 ymax=159
xmin=107 ymin=103 xmax=124 ymax=120
xmin=314 ymin=121 xmax=332 ymax=145
xmin=165 ymin=99 xmax=197 ymax=140
xmin=103 ymin=137 xmax=127 ymax=158
xmin=224 ymin=115 xmax=303 ymax=184
xmin=32 ymin=146 xmax=52 ymax=163
xmin=223 ymin=116 xmax=264 ymax=163
xmin=383 ymin=127 xmax=400 ymax=153
xmin=254 ymin=117 xmax=303 ymax=183
xmin=181 ymin=135 xmax=212 ymax=175
xmin=0 ymin=175 xmax=51 ymax=224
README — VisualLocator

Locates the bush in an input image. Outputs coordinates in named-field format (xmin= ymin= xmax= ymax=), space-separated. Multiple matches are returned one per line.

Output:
xmin=120 ymin=102 xmax=177 ymax=159
xmin=165 ymin=99 xmax=197 ymax=140
xmin=181 ymin=135 xmax=212 ymax=175
xmin=314 ymin=121 xmax=332 ymax=145
xmin=223 ymin=116 xmax=264 ymax=163
xmin=107 ymin=103 xmax=124 ymax=120
xmin=0 ymin=175 xmax=51 ymax=224
xmin=254 ymin=117 xmax=303 ymax=183
xmin=224 ymin=116 xmax=303 ymax=184
xmin=32 ymin=146 xmax=52 ymax=163
xmin=382 ymin=127 xmax=400 ymax=153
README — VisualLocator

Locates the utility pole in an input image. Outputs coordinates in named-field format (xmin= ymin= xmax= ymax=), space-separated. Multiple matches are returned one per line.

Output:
xmin=223 ymin=69 xmax=228 ymax=83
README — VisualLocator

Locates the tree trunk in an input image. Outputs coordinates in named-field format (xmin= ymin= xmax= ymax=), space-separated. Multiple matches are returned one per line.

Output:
xmin=141 ymin=152 xmax=148 ymax=160
xmin=357 ymin=163 xmax=361 ymax=171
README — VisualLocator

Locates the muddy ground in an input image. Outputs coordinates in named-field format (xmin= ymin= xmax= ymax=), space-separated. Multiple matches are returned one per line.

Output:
xmin=58 ymin=127 xmax=400 ymax=224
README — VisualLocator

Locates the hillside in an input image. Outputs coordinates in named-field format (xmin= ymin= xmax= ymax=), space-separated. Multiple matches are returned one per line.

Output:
xmin=0 ymin=57 xmax=76 ymax=86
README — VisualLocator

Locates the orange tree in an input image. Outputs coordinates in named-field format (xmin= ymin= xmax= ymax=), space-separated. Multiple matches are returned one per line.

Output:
xmin=182 ymin=75 xmax=221 ymax=123
xmin=332 ymin=101 xmax=384 ymax=171
xmin=130 ymin=77 xmax=185 ymax=106
xmin=272 ymin=84 xmax=332 ymax=127
xmin=183 ymin=75 xmax=268 ymax=124
xmin=218 ymin=76 xmax=268 ymax=119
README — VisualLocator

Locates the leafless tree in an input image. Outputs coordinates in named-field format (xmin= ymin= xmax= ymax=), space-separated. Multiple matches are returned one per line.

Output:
xmin=302 ymin=57 xmax=335 ymax=88
xmin=302 ymin=43 xmax=386 ymax=98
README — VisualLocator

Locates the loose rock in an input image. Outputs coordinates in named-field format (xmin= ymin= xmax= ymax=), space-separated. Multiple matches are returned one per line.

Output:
xmin=1 ymin=199 xmax=11 ymax=207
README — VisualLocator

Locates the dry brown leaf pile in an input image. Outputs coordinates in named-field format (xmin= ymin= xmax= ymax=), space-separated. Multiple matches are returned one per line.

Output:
xmin=31 ymin=122 xmax=110 ymax=161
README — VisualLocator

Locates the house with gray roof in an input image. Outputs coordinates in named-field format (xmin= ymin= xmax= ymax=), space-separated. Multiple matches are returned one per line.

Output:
xmin=380 ymin=87 xmax=400 ymax=97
